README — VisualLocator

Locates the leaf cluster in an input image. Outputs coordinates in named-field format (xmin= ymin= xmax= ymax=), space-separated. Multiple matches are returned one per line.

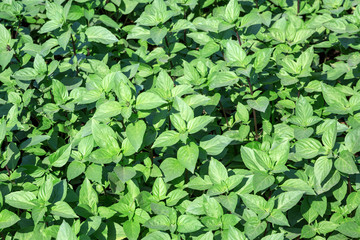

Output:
xmin=1 ymin=0 xmax=360 ymax=239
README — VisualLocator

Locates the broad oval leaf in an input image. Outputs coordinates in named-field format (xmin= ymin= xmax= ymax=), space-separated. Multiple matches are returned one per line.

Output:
xmin=85 ymin=26 xmax=118 ymax=44
xmin=136 ymin=92 xmax=167 ymax=110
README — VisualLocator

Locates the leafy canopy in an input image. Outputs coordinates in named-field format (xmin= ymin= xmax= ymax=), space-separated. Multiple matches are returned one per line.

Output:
xmin=1 ymin=0 xmax=360 ymax=239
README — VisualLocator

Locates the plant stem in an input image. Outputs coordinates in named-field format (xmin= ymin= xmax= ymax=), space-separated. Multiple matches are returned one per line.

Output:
xmin=263 ymin=222 xmax=269 ymax=237
xmin=168 ymin=105 xmax=172 ymax=130
xmin=235 ymin=30 xmax=242 ymax=46
xmin=297 ymin=0 xmax=300 ymax=15
xmin=71 ymin=34 xmax=79 ymax=75
xmin=219 ymin=102 xmax=230 ymax=129
xmin=14 ymin=53 xmax=21 ymax=63
xmin=71 ymin=35 xmax=77 ymax=57
xmin=247 ymin=78 xmax=259 ymax=141
xmin=234 ymin=30 xmax=258 ymax=140
xmin=164 ymin=35 xmax=175 ymax=72
xmin=5 ymin=165 xmax=11 ymax=176
xmin=348 ymin=177 xmax=352 ymax=194
xmin=149 ymin=148 xmax=153 ymax=160
xmin=5 ymin=166 xmax=15 ymax=185
xmin=183 ymin=7 xmax=187 ymax=43
xmin=147 ymin=146 xmax=154 ymax=162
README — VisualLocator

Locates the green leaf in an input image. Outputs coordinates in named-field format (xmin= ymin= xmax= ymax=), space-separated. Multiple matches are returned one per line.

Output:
xmin=143 ymin=231 xmax=171 ymax=240
xmin=244 ymin=217 xmax=267 ymax=239
xmin=123 ymin=220 xmax=140 ymax=240
xmin=153 ymin=130 xmax=180 ymax=148
xmin=152 ymin=178 xmax=167 ymax=200
xmin=240 ymin=12 xmax=261 ymax=28
xmin=177 ymin=215 xmax=203 ymax=233
xmin=170 ymin=113 xmax=187 ymax=133
xmin=114 ymin=166 xmax=136 ymax=182
xmin=160 ymin=158 xmax=185 ymax=182
xmin=261 ymin=233 xmax=284 ymax=240
xmin=203 ymin=195 xmax=223 ymax=218
xmin=56 ymin=220 xmax=77 ymax=240
xmin=0 ymin=24 xmax=11 ymax=45
xmin=223 ymin=225 xmax=247 ymax=240
xmin=337 ymin=221 xmax=360 ymax=238
xmin=301 ymin=225 xmax=316 ymax=239
xmin=177 ymin=142 xmax=199 ymax=173
xmin=34 ymin=54 xmax=47 ymax=74
xmin=253 ymin=172 xmax=275 ymax=193
xmin=85 ymin=163 xmax=103 ymax=183
xmin=52 ymin=79 xmax=68 ymax=104
xmin=173 ymin=96 xmax=194 ymax=122
xmin=98 ymin=14 xmax=120 ymax=29
xmin=314 ymin=156 xmax=332 ymax=185
xmin=187 ymin=176 xmax=213 ymax=191
xmin=67 ymin=161 xmax=86 ymax=181
xmin=208 ymin=71 xmax=239 ymax=89
xmin=321 ymin=83 xmax=348 ymax=114
xmin=281 ymin=179 xmax=315 ymax=195
xmin=200 ymin=135 xmax=232 ymax=156
xmin=144 ymin=216 xmax=171 ymax=231
xmin=254 ymin=48 xmax=273 ymax=73
xmin=295 ymin=138 xmax=322 ymax=159
xmin=39 ymin=177 xmax=53 ymax=202
xmin=13 ymin=68 xmax=38 ymax=80
xmin=334 ymin=150 xmax=359 ymax=174
xmin=236 ymin=102 xmax=249 ymax=123
xmin=150 ymin=27 xmax=168 ymax=45
xmin=247 ymin=97 xmax=269 ymax=113
xmin=198 ymin=231 xmax=214 ymax=240
xmin=0 ymin=209 xmax=20 ymax=229
xmin=51 ymin=201 xmax=78 ymax=218
xmin=126 ymin=120 xmax=146 ymax=151
xmin=224 ymin=40 xmax=246 ymax=63
xmin=32 ymin=206 xmax=46 ymax=224
xmin=93 ymin=100 xmax=122 ymax=120
xmin=39 ymin=20 xmax=62 ymax=33
xmin=136 ymin=92 xmax=167 ymax=110
xmin=20 ymin=135 xmax=50 ymax=150
xmin=183 ymin=61 xmax=201 ymax=84
xmin=187 ymin=116 xmax=215 ymax=134
xmin=5 ymin=191 xmax=37 ymax=210
xmin=209 ymin=158 xmax=228 ymax=184
xmin=345 ymin=128 xmax=360 ymax=154
xmin=294 ymin=96 xmax=313 ymax=126
xmin=318 ymin=221 xmax=339 ymax=235
xmin=79 ymin=178 xmax=98 ymax=213
xmin=0 ymin=120 xmax=6 ymax=146
xmin=85 ymin=26 xmax=118 ymax=44
xmin=156 ymin=70 xmax=173 ymax=92
xmin=91 ymin=119 xmax=120 ymax=155
xmin=240 ymin=146 xmax=271 ymax=171
xmin=223 ymin=0 xmax=241 ymax=23
xmin=321 ymin=119 xmax=337 ymax=150
xmin=277 ymin=191 xmax=304 ymax=212
xmin=49 ymin=144 xmax=72 ymax=168
xmin=240 ymin=194 xmax=268 ymax=216
xmin=267 ymin=209 xmax=289 ymax=226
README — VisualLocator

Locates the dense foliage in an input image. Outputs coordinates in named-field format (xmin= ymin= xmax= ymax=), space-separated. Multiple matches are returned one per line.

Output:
xmin=1 ymin=0 xmax=360 ymax=239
